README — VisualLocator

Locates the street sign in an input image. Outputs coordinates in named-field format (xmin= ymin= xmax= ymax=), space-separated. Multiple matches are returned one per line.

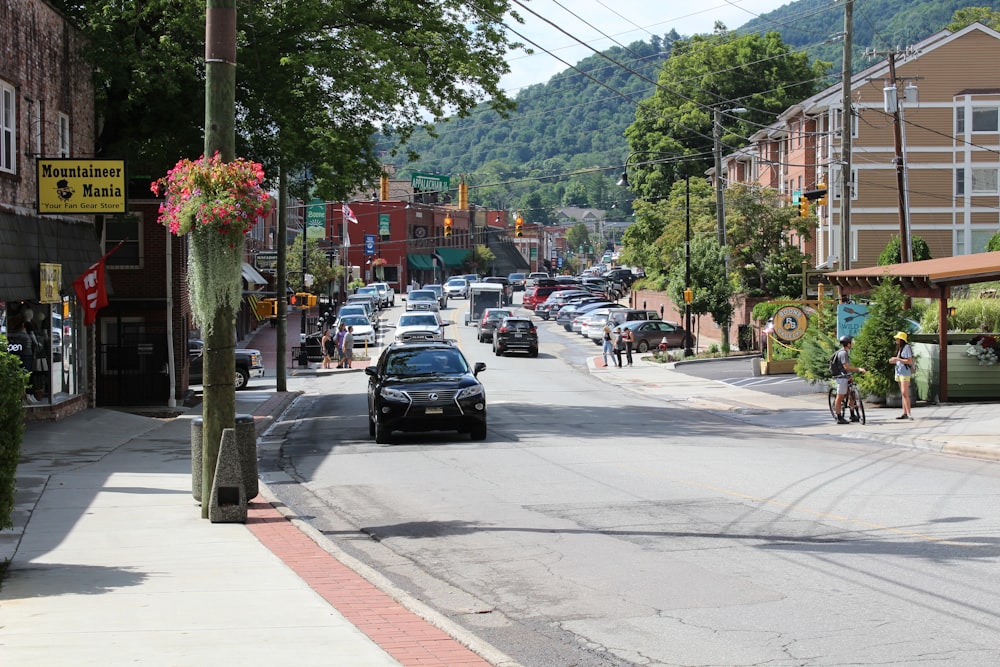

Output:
xmin=378 ymin=213 xmax=390 ymax=238
xmin=255 ymin=251 xmax=278 ymax=274
xmin=364 ymin=234 xmax=376 ymax=256
xmin=410 ymin=171 xmax=450 ymax=192
xmin=837 ymin=303 xmax=869 ymax=339
xmin=306 ymin=199 xmax=326 ymax=239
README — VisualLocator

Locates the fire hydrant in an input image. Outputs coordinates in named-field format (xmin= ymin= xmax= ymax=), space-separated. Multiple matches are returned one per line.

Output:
xmin=658 ymin=337 xmax=669 ymax=353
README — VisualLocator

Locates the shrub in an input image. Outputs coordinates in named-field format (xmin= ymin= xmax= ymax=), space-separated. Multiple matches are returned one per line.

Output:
xmin=918 ymin=297 xmax=1000 ymax=333
xmin=852 ymin=280 xmax=913 ymax=398
xmin=0 ymin=337 xmax=28 ymax=530
xmin=794 ymin=298 xmax=839 ymax=383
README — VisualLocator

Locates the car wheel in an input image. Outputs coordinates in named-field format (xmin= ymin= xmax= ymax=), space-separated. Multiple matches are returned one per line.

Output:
xmin=470 ymin=422 xmax=487 ymax=441
xmin=374 ymin=420 xmax=392 ymax=444
xmin=637 ymin=340 xmax=649 ymax=353
xmin=529 ymin=348 xmax=538 ymax=358
xmin=494 ymin=344 xmax=503 ymax=357
xmin=368 ymin=414 xmax=375 ymax=437
xmin=235 ymin=367 xmax=250 ymax=390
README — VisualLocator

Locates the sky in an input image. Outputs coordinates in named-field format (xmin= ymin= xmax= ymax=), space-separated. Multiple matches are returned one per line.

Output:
xmin=500 ymin=0 xmax=792 ymax=93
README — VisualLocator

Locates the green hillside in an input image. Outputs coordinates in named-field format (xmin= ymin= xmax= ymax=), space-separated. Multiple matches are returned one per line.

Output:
xmin=383 ymin=1 xmax=1000 ymax=217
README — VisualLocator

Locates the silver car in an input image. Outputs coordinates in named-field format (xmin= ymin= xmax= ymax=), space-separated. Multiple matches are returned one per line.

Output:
xmin=443 ymin=277 xmax=469 ymax=299
xmin=393 ymin=312 xmax=446 ymax=343
xmin=405 ymin=289 xmax=441 ymax=312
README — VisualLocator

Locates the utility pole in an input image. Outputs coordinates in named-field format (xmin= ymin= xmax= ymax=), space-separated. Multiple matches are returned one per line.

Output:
xmin=201 ymin=0 xmax=237 ymax=518
xmin=276 ymin=168 xmax=287 ymax=393
xmin=839 ymin=0 xmax=854 ymax=271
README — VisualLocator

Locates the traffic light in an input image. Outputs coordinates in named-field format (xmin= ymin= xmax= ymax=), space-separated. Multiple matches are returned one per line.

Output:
xmin=515 ymin=215 xmax=524 ymax=238
xmin=815 ymin=183 xmax=828 ymax=206
xmin=683 ymin=288 xmax=693 ymax=305
xmin=293 ymin=292 xmax=312 ymax=308
xmin=798 ymin=197 xmax=809 ymax=218
xmin=288 ymin=293 xmax=297 ymax=306
xmin=443 ymin=216 xmax=453 ymax=238
xmin=306 ymin=294 xmax=317 ymax=308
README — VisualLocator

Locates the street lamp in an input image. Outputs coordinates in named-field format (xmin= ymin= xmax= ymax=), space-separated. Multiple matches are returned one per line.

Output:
xmin=618 ymin=151 xmax=695 ymax=357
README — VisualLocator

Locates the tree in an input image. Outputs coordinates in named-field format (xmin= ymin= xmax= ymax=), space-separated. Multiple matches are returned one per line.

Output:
xmin=287 ymin=236 xmax=342 ymax=294
xmin=562 ymin=181 xmax=589 ymax=207
xmin=853 ymin=280 xmax=914 ymax=398
xmin=948 ymin=7 xmax=1000 ymax=32
xmin=985 ymin=230 xmax=1000 ymax=252
xmin=726 ymin=184 xmax=815 ymax=297
xmin=667 ymin=235 xmax=733 ymax=343
xmin=566 ymin=222 xmax=591 ymax=254
xmin=877 ymin=235 xmax=932 ymax=265
xmin=624 ymin=29 xmax=828 ymax=201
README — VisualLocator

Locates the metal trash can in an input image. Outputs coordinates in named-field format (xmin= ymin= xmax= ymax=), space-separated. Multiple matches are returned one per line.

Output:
xmin=191 ymin=414 xmax=257 ymax=502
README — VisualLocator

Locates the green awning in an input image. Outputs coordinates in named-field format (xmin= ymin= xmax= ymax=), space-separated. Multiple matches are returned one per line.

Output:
xmin=434 ymin=247 xmax=470 ymax=268
xmin=407 ymin=253 xmax=434 ymax=270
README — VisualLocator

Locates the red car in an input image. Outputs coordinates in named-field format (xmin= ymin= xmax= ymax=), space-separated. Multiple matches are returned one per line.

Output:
xmin=522 ymin=285 xmax=573 ymax=310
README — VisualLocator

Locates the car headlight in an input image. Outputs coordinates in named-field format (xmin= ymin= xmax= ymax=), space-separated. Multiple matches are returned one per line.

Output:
xmin=456 ymin=384 xmax=484 ymax=400
xmin=380 ymin=386 xmax=409 ymax=401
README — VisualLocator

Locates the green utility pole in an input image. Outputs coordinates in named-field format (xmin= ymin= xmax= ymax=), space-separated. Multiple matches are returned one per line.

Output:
xmin=201 ymin=0 xmax=238 ymax=518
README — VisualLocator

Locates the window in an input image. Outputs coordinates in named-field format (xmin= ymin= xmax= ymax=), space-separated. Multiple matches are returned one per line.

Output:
xmin=1 ymin=80 xmax=15 ymax=174
xmin=972 ymin=107 xmax=998 ymax=133
xmin=58 ymin=113 xmax=70 ymax=157
xmin=956 ymin=168 xmax=999 ymax=195
xmin=101 ymin=213 xmax=142 ymax=268
xmin=955 ymin=106 xmax=965 ymax=134
xmin=831 ymin=167 xmax=858 ymax=200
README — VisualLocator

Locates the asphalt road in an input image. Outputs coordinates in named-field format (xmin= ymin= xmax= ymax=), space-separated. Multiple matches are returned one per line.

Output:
xmin=262 ymin=298 xmax=1000 ymax=667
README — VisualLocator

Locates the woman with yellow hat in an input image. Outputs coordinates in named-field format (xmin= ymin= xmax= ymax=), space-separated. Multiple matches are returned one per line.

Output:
xmin=889 ymin=331 xmax=914 ymax=419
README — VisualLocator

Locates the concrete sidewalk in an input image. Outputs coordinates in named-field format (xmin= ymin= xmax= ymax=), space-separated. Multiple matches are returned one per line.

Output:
xmin=2 ymin=329 xmax=997 ymax=666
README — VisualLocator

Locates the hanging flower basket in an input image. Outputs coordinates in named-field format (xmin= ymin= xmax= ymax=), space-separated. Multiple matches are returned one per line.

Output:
xmin=371 ymin=257 xmax=388 ymax=267
xmin=151 ymin=153 xmax=273 ymax=334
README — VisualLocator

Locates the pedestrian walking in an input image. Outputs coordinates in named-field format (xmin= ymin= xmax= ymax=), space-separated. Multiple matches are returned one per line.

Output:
xmin=601 ymin=323 xmax=614 ymax=367
xmin=334 ymin=323 xmax=347 ymax=368
xmin=889 ymin=331 xmax=914 ymax=420
xmin=613 ymin=327 xmax=624 ymax=368
xmin=342 ymin=326 xmax=355 ymax=368
xmin=321 ymin=329 xmax=333 ymax=369
xmin=620 ymin=326 xmax=634 ymax=366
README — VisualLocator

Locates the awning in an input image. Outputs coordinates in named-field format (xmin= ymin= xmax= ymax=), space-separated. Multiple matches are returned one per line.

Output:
xmin=241 ymin=262 xmax=268 ymax=289
xmin=0 ymin=212 xmax=104 ymax=301
xmin=434 ymin=246 xmax=470 ymax=268
xmin=408 ymin=253 xmax=434 ymax=270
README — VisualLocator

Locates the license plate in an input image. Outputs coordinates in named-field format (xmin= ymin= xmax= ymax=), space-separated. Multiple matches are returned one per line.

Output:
xmin=515 ymin=333 xmax=522 ymax=338
xmin=425 ymin=407 xmax=443 ymax=414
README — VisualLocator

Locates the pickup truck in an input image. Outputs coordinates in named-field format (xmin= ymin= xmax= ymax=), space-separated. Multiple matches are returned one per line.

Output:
xmin=188 ymin=340 xmax=264 ymax=390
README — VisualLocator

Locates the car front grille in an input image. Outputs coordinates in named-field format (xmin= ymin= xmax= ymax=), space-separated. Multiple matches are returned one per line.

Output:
xmin=406 ymin=389 xmax=459 ymax=404
xmin=399 ymin=331 xmax=440 ymax=342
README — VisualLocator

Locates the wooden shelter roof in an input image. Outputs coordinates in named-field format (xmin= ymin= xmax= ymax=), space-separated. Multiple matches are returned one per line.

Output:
xmin=826 ymin=251 xmax=1000 ymax=297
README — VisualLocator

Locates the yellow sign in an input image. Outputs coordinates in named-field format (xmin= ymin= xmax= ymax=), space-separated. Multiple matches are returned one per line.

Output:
xmin=37 ymin=159 xmax=127 ymax=214
xmin=773 ymin=305 xmax=807 ymax=341
xmin=39 ymin=263 xmax=62 ymax=304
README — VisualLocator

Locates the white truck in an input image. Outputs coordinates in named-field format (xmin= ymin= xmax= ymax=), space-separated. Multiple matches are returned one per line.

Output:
xmin=464 ymin=282 xmax=506 ymax=326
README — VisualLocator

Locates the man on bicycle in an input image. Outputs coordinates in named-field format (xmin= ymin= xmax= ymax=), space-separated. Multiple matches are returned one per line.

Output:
xmin=833 ymin=335 xmax=867 ymax=424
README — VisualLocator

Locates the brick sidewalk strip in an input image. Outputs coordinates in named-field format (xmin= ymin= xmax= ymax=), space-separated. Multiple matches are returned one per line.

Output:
xmin=246 ymin=501 xmax=491 ymax=667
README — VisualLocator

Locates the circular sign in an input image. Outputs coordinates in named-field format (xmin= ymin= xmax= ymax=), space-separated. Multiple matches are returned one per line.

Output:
xmin=413 ymin=226 xmax=427 ymax=239
xmin=772 ymin=305 xmax=807 ymax=341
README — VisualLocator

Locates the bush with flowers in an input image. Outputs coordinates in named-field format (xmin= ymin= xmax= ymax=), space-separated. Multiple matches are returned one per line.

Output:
xmin=151 ymin=153 xmax=272 ymax=334
xmin=966 ymin=334 xmax=1000 ymax=366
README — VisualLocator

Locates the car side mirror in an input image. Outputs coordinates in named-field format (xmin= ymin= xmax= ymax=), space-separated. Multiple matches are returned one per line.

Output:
xmin=364 ymin=367 xmax=378 ymax=379
xmin=473 ymin=362 xmax=486 ymax=375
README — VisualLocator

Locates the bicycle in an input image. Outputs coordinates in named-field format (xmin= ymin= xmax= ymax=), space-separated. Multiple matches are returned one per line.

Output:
xmin=828 ymin=372 xmax=866 ymax=425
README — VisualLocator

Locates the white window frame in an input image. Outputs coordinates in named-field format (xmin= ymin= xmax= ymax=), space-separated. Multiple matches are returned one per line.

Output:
xmin=971 ymin=107 xmax=999 ymax=133
xmin=1 ymin=80 xmax=15 ymax=174
xmin=955 ymin=105 xmax=965 ymax=134
xmin=972 ymin=167 xmax=999 ymax=194
xmin=58 ymin=113 xmax=70 ymax=157
xmin=831 ymin=167 xmax=858 ymax=200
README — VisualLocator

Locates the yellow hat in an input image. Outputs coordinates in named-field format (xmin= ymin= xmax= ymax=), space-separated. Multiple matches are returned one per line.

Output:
xmin=893 ymin=331 xmax=908 ymax=342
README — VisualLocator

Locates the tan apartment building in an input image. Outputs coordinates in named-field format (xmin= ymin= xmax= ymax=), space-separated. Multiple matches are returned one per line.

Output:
xmin=732 ymin=22 xmax=1000 ymax=270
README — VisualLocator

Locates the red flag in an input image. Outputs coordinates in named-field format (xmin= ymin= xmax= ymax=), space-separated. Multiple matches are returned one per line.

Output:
xmin=73 ymin=242 xmax=123 ymax=326
xmin=342 ymin=203 xmax=359 ymax=224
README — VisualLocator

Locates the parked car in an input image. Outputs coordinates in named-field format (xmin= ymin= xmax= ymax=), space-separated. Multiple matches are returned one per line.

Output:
xmin=535 ymin=290 xmax=592 ymax=320
xmin=188 ymin=340 xmax=264 ymax=390
xmin=405 ymin=289 xmax=441 ymax=312
xmin=423 ymin=283 xmax=449 ymax=309
xmin=346 ymin=293 xmax=379 ymax=319
xmin=393 ymin=312 xmax=447 ymax=343
xmin=507 ymin=272 xmax=527 ymax=292
xmin=476 ymin=307 xmax=514 ymax=343
xmin=621 ymin=319 xmax=691 ymax=352
xmin=334 ymin=315 xmax=377 ymax=346
xmin=366 ymin=341 xmax=487 ymax=444
xmin=370 ymin=282 xmax=395 ymax=307
xmin=580 ymin=309 xmax=616 ymax=340
xmin=354 ymin=285 xmax=382 ymax=310
xmin=523 ymin=284 xmax=573 ymax=310
xmin=493 ymin=316 xmax=539 ymax=357
xmin=607 ymin=309 xmax=661 ymax=327
xmin=337 ymin=304 xmax=378 ymax=330
xmin=604 ymin=268 xmax=637 ymax=288
xmin=444 ymin=277 xmax=469 ymax=299
xmin=556 ymin=300 xmax=615 ymax=329
xmin=525 ymin=271 xmax=550 ymax=288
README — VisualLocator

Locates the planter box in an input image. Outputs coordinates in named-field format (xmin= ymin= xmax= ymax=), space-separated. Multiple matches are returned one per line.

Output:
xmin=760 ymin=359 xmax=797 ymax=375
xmin=913 ymin=336 xmax=1000 ymax=402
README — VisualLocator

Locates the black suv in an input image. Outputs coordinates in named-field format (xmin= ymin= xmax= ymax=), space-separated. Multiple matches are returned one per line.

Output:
xmin=188 ymin=340 xmax=264 ymax=390
xmin=365 ymin=342 xmax=487 ymax=444
xmin=493 ymin=317 xmax=539 ymax=357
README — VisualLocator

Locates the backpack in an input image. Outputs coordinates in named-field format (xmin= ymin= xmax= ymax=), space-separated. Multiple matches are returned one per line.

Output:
xmin=829 ymin=350 xmax=844 ymax=377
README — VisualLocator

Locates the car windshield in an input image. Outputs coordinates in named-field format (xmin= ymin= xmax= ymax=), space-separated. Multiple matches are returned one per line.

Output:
xmin=446 ymin=279 xmax=466 ymax=287
xmin=410 ymin=291 xmax=436 ymax=301
xmin=384 ymin=348 xmax=469 ymax=376
xmin=484 ymin=310 xmax=512 ymax=321
xmin=340 ymin=316 xmax=369 ymax=327
xmin=398 ymin=314 xmax=440 ymax=327
xmin=425 ymin=285 xmax=443 ymax=294
xmin=357 ymin=287 xmax=377 ymax=295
